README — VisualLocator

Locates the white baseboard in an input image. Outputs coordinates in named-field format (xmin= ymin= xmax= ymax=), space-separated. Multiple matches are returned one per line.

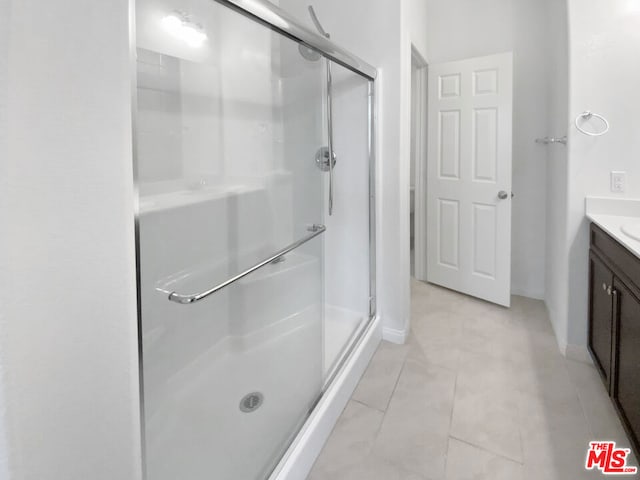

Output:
xmin=564 ymin=343 xmax=593 ymax=364
xmin=270 ymin=315 xmax=382 ymax=480
xmin=510 ymin=287 xmax=545 ymax=301
xmin=543 ymin=301 xmax=568 ymax=355
xmin=382 ymin=325 xmax=408 ymax=344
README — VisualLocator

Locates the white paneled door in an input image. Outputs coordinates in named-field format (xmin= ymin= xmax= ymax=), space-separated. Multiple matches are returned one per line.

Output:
xmin=426 ymin=53 xmax=513 ymax=307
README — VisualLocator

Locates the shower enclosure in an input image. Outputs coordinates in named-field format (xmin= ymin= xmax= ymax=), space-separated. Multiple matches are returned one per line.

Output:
xmin=132 ymin=0 xmax=376 ymax=478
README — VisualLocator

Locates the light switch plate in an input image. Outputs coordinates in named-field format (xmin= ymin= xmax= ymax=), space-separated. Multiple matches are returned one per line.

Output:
xmin=611 ymin=171 xmax=627 ymax=193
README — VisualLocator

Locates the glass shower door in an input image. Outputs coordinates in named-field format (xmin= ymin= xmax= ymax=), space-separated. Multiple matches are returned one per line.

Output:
xmin=134 ymin=1 xmax=328 ymax=478
xmin=320 ymin=61 xmax=373 ymax=380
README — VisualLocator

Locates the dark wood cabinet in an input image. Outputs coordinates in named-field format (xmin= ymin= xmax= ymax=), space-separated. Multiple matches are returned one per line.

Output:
xmin=589 ymin=251 xmax=614 ymax=386
xmin=612 ymin=278 xmax=640 ymax=452
xmin=589 ymin=223 xmax=640 ymax=457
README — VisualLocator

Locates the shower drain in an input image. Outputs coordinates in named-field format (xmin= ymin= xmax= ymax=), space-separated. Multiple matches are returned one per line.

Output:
xmin=239 ymin=392 xmax=264 ymax=413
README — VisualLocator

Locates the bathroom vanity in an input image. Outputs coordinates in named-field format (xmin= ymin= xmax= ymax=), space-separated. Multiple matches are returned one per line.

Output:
xmin=588 ymin=222 xmax=640 ymax=455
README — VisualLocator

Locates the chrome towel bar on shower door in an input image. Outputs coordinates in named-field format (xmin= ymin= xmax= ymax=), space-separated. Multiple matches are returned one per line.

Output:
xmin=167 ymin=224 xmax=327 ymax=304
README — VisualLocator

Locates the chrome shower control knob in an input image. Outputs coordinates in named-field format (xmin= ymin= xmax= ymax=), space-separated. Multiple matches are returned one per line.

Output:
xmin=315 ymin=146 xmax=337 ymax=172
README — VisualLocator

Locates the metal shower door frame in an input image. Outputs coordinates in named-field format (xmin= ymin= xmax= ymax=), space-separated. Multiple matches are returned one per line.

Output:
xmin=129 ymin=0 xmax=378 ymax=478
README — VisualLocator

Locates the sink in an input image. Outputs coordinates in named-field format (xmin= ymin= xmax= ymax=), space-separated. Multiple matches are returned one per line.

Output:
xmin=621 ymin=222 xmax=640 ymax=241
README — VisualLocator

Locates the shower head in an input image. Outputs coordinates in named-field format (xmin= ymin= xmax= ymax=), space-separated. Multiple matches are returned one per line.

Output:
xmin=298 ymin=44 xmax=322 ymax=62
xmin=297 ymin=5 xmax=328 ymax=62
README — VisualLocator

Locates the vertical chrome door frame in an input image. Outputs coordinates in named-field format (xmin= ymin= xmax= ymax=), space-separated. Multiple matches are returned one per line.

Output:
xmin=128 ymin=0 xmax=146 ymax=478
xmin=368 ymin=80 xmax=377 ymax=319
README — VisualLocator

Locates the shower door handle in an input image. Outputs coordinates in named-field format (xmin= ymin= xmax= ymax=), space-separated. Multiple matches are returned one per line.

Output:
xmin=167 ymin=224 xmax=326 ymax=304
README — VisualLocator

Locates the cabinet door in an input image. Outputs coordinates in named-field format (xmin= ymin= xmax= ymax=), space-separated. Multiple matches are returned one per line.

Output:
xmin=612 ymin=278 xmax=640 ymax=452
xmin=589 ymin=252 xmax=614 ymax=386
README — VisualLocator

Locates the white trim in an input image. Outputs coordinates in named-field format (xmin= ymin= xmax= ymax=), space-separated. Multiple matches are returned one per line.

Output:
xmin=412 ymin=49 xmax=429 ymax=282
xmin=0 ymin=361 xmax=9 ymax=480
xmin=270 ymin=316 xmax=382 ymax=480
xmin=382 ymin=325 xmax=408 ymax=344
xmin=544 ymin=302 xmax=570 ymax=357
xmin=510 ymin=287 xmax=545 ymax=301
xmin=565 ymin=344 xmax=593 ymax=364
xmin=543 ymin=299 xmax=591 ymax=364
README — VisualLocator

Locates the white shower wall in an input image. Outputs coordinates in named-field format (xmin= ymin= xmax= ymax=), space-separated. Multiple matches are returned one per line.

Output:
xmin=136 ymin=0 xmax=283 ymax=188
xmin=278 ymin=28 xmax=373 ymax=346
xmin=323 ymin=66 xmax=371 ymax=316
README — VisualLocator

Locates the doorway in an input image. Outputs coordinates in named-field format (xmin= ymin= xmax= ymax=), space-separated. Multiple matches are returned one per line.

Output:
xmin=425 ymin=53 xmax=513 ymax=307
xmin=410 ymin=47 xmax=428 ymax=280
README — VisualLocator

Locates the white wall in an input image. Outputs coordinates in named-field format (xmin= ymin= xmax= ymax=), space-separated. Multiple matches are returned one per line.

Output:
xmin=426 ymin=0 xmax=513 ymax=62
xmin=405 ymin=0 xmax=429 ymax=57
xmin=425 ymin=0 xmax=550 ymax=300
xmin=564 ymin=0 xmax=640 ymax=350
xmin=544 ymin=0 xmax=570 ymax=353
xmin=400 ymin=0 xmax=430 ymax=339
xmin=0 ymin=1 xmax=143 ymax=479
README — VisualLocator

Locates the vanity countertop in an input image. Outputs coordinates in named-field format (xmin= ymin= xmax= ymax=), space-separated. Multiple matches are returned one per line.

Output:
xmin=586 ymin=197 xmax=640 ymax=259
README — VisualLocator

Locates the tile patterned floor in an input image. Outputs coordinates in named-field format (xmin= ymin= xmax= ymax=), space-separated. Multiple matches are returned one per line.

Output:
xmin=308 ymin=279 xmax=639 ymax=480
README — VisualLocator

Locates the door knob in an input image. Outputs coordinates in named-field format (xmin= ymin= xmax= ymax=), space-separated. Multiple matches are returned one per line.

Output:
xmin=498 ymin=190 xmax=509 ymax=200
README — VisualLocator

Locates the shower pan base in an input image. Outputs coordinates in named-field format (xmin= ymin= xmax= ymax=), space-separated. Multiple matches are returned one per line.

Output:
xmin=143 ymin=306 xmax=379 ymax=480
xmin=269 ymin=315 xmax=382 ymax=480
xmin=323 ymin=306 xmax=367 ymax=376
xmin=145 ymin=306 xmax=323 ymax=480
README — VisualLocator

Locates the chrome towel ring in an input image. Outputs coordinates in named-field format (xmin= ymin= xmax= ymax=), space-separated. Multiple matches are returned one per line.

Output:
xmin=575 ymin=111 xmax=609 ymax=137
